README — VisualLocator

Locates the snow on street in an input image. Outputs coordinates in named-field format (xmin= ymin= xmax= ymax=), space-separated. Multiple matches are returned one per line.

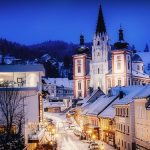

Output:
xmin=45 ymin=112 xmax=115 ymax=150
xmin=45 ymin=112 xmax=89 ymax=150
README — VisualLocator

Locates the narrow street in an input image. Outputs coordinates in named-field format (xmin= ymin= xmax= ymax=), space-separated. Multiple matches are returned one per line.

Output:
xmin=44 ymin=112 xmax=115 ymax=150
xmin=45 ymin=112 xmax=89 ymax=150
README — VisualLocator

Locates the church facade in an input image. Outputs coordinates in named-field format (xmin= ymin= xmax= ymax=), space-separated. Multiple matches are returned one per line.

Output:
xmin=73 ymin=4 xmax=150 ymax=99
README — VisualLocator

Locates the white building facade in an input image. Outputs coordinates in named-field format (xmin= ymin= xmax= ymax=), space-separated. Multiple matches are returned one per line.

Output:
xmin=0 ymin=64 xmax=45 ymax=146
xmin=73 ymin=4 xmax=150 ymax=99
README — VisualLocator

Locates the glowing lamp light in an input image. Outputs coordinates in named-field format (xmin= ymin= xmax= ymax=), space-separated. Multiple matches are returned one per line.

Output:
xmin=92 ymin=134 xmax=96 ymax=140
xmin=0 ymin=78 xmax=4 ymax=82
xmin=50 ymin=141 xmax=53 ymax=145
xmin=52 ymin=128 xmax=55 ymax=133
xmin=87 ymin=129 xmax=92 ymax=134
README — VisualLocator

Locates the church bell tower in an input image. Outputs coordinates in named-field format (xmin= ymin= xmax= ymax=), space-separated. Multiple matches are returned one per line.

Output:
xmin=90 ymin=4 xmax=111 ymax=93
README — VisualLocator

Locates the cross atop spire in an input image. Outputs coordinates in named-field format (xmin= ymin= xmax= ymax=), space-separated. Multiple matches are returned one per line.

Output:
xmin=119 ymin=25 xmax=124 ymax=41
xmin=96 ymin=4 xmax=106 ymax=34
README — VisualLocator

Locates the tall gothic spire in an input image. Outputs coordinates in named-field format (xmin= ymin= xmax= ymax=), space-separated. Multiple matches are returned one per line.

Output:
xmin=96 ymin=4 xmax=106 ymax=34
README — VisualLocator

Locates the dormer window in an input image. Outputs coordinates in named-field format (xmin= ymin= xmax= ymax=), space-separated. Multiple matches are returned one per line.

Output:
xmin=137 ymin=65 xmax=140 ymax=71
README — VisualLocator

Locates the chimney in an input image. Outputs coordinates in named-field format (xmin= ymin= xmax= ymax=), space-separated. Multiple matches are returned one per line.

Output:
xmin=119 ymin=90 xmax=124 ymax=99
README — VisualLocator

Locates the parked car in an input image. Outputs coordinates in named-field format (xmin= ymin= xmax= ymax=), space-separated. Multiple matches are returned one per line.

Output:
xmin=89 ymin=142 xmax=99 ymax=150
xmin=73 ymin=129 xmax=81 ymax=137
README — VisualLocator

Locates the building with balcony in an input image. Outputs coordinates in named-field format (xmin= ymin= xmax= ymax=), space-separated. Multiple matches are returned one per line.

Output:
xmin=0 ymin=64 xmax=45 ymax=147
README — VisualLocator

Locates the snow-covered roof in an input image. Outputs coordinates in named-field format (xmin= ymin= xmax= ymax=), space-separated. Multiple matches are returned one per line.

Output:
xmin=137 ymin=52 xmax=150 ymax=75
xmin=132 ymin=54 xmax=143 ymax=62
xmin=44 ymin=78 xmax=73 ymax=88
xmin=98 ymin=98 xmax=120 ymax=118
xmin=82 ymin=95 xmax=116 ymax=115
xmin=0 ymin=64 xmax=45 ymax=72
xmin=81 ymin=89 xmax=104 ymax=107
xmin=111 ymin=86 xmax=144 ymax=96
xmin=134 ymin=85 xmax=150 ymax=99
xmin=44 ymin=101 xmax=64 ymax=108
xmin=114 ymin=86 xmax=145 ymax=105
xmin=132 ymin=70 xmax=150 ymax=78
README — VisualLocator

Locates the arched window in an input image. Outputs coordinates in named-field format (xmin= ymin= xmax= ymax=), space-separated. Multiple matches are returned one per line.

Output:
xmin=97 ymin=41 xmax=100 ymax=45
xmin=118 ymin=79 xmax=122 ymax=86
xmin=78 ymin=81 xmax=81 ymax=90
xmin=78 ymin=66 xmax=81 ymax=73
xmin=137 ymin=65 xmax=140 ymax=70
xmin=128 ymin=61 xmax=130 ymax=70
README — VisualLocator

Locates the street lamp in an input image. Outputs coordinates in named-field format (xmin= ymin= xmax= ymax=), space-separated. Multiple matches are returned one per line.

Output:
xmin=87 ymin=129 xmax=92 ymax=141
xmin=92 ymin=134 xmax=96 ymax=141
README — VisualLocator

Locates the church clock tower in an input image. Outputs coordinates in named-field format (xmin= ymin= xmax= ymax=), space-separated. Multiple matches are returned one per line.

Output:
xmin=73 ymin=35 xmax=91 ymax=99
xmin=90 ymin=4 xmax=111 ymax=93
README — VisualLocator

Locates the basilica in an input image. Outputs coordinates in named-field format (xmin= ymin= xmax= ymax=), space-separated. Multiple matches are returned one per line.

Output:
xmin=73 ymin=4 xmax=150 ymax=99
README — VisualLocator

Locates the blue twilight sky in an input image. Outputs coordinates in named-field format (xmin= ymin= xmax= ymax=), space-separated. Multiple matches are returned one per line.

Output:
xmin=0 ymin=0 xmax=150 ymax=50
